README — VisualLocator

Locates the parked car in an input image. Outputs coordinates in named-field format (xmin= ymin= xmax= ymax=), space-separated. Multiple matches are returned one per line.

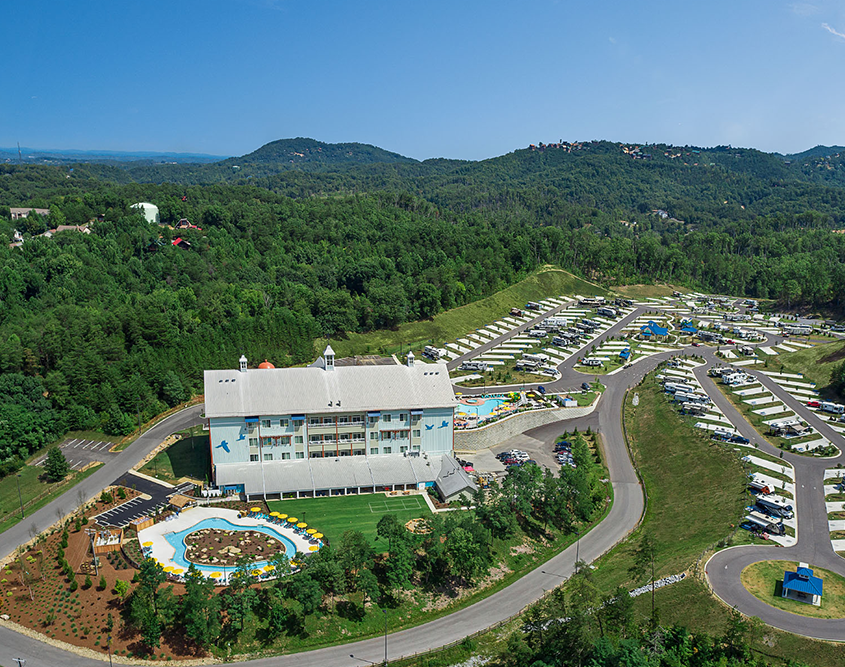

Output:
xmin=807 ymin=400 xmax=820 ymax=408
xmin=581 ymin=382 xmax=591 ymax=391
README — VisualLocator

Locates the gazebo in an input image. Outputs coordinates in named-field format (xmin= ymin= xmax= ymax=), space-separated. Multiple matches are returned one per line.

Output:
xmin=782 ymin=563 xmax=823 ymax=606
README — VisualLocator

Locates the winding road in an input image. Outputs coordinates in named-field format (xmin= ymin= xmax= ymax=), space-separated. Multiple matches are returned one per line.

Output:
xmin=1 ymin=298 xmax=843 ymax=664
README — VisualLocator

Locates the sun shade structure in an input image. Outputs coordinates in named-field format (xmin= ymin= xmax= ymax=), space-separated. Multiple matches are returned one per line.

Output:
xmin=297 ymin=522 xmax=307 ymax=528
xmin=782 ymin=564 xmax=823 ymax=606
xmin=287 ymin=517 xmax=298 ymax=523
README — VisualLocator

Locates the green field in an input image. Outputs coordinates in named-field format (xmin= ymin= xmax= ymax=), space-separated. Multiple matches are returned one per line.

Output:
xmin=582 ymin=375 xmax=747 ymax=591
xmin=0 ymin=463 xmax=103 ymax=535
xmin=325 ymin=267 xmax=606 ymax=358
xmin=267 ymin=493 xmax=431 ymax=547
xmin=775 ymin=338 xmax=845 ymax=397
xmin=139 ymin=432 xmax=210 ymax=485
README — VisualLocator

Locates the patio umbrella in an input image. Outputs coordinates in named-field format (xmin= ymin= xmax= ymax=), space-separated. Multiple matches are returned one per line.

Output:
xmin=163 ymin=566 xmax=174 ymax=572
xmin=308 ymin=545 xmax=319 ymax=551
xmin=296 ymin=522 xmax=307 ymax=529
xmin=286 ymin=517 xmax=298 ymax=523
xmin=250 ymin=507 xmax=261 ymax=513
xmin=210 ymin=572 xmax=222 ymax=578
xmin=306 ymin=528 xmax=317 ymax=535
xmin=142 ymin=541 xmax=153 ymax=547
xmin=313 ymin=533 xmax=323 ymax=539
xmin=263 ymin=565 xmax=275 ymax=571
xmin=277 ymin=513 xmax=288 ymax=519
xmin=252 ymin=569 xmax=261 ymax=576
xmin=172 ymin=568 xmax=184 ymax=574
xmin=269 ymin=511 xmax=280 ymax=517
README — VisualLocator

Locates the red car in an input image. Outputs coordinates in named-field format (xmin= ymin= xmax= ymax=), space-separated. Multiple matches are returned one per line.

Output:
xmin=807 ymin=400 xmax=820 ymax=408
xmin=692 ymin=342 xmax=702 ymax=347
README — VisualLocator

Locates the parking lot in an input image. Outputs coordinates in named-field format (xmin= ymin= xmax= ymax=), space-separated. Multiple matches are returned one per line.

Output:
xmin=94 ymin=471 xmax=194 ymax=528
xmin=32 ymin=437 xmax=117 ymax=470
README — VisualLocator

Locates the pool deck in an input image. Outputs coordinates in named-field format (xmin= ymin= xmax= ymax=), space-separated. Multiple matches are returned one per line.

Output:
xmin=138 ymin=506 xmax=314 ymax=579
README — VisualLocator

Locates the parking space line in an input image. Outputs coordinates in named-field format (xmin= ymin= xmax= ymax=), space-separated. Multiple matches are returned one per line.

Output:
xmin=72 ymin=440 xmax=83 ymax=448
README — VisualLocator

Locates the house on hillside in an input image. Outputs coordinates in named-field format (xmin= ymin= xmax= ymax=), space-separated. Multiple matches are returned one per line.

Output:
xmin=9 ymin=207 xmax=49 ymax=220
xmin=639 ymin=321 xmax=669 ymax=341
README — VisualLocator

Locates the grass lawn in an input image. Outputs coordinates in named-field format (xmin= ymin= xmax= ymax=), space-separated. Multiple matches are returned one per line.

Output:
xmin=610 ymin=284 xmax=683 ymax=299
xmin=574 ymin=374 xmax=747 ymax=593
xmin=267 ymin=493 xmax=432 ymax=548
xmin=138 ymin=431 xmax=210 ymax=485
xmin=0 ymin=463 xmax=103 ymax=535
xmin=324 ymin=267 xmax=607 ymax=359
xmin=774 ymin=339 xmax=845 ymax=397
xmin=741 ymin=560 xmax=845 ymax=619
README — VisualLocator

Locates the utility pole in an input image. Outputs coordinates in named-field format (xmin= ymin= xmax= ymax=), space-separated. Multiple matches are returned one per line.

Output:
xmin=383 ymin=608 xmax=388 ymax=666
xmin=16 ymin=473 xmax=24 ymax=518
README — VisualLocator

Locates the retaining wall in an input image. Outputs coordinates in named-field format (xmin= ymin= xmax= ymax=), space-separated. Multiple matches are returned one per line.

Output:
xmin=454 ymin=404 xmax=596 ymax=451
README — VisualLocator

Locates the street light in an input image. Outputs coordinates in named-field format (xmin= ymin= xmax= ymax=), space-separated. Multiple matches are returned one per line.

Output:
xmin=383 ymin=608 xmax=388 ymax=665
xmin=350 ymin=655 xmax=377 ymax=666
xmin=107 ymin=634 xmax=113 ymax=667
xmin=13 ymin=659 xmax=25 ymax=667
xmin=16 ymin=473 xmax=24 ymax=518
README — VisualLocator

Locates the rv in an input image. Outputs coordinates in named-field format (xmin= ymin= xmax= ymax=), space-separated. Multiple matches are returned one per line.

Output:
xmin=522 ymin=353 xmax=550 ymax=364
xmin=525 ymin=301 xmax=543 ymax=311
xmin=756 ymin=496 xmax=794 ymax=519
xmin=459 ymin=360 xmax=488 ymax=372
xmin=527 ymin=329 xmax=547 ymax=338
xmin=423 ymin=345 xmax=447 ymax=361
xmin=596 ymin=306 xmax=618 ymax=318
xmin=580 ymin=296 xmax=606 ymax=306
xmin=515 ymin=359 xmax=540 ymax=371
xmin=542 ymin=316 xmax=570 ymax=329
xmin=782 ymin=325 xmax=813 ymax=336
xmin=509 ymin=308 xmax=524 ymax=317
xmin=552 ymin=336 xmax=573 ymax=347
xmin=744 ymin=511 xmax=785 ymax=535
xmin=748 ymin=479 xmax=773 ymax=495
xmin=820 ymin=401 xmax=845 ymax=415
xmin=580 ymin=358 xmax=604 ymax=367
xmin=582 ymin=318 xmax=602 ymax=329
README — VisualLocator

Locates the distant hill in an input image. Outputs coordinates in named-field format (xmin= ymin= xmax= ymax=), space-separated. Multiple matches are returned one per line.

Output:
xmin=222 ymin=138 xmax=418 ymax=169
xmin=781 ymin=145 xmax=845 ymax=161
xmin=0 ymin=147 xmax=226 ymax=165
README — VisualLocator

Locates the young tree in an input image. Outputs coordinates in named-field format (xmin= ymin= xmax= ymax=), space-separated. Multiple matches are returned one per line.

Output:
xmin=384 ymin=538 xmax=414 ymax=592
xmin=338 ymin=530 xmax=373 ymax=577
xmin=44 ymin=447 xmax=70 ymax=482
xmin=182 ymin=564 xmax=221 ymax=648
xmin=376 ymin=514 xmax=403 ymax=551
xmin=356 ymin=568 xmax=380 ymax=607
xmin=283 ymin=572 xmax=322 ymax=616
xmin=445 ymin=526 xmax=485 ymax=585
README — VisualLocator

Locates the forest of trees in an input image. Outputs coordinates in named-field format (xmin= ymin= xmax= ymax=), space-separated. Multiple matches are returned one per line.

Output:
xmin=2 ymin=139 xmax=845 ymax=468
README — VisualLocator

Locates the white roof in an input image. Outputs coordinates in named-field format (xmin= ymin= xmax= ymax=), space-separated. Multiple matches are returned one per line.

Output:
xmin=205 ymin=362 xmax=456 ymax=418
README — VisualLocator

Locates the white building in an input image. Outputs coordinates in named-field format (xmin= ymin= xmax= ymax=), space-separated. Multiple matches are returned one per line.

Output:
xmin=131 ymin=202 xmax=160 ymax=224
xmin=204 ymin=348 xmax=459 ymax=499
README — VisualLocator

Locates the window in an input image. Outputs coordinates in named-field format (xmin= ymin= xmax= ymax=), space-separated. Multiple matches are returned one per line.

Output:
xmin=281 ymin=452 xmax=291 ymax=460
xmin=248 ymin=437 xmax=258 ymax=448
xmin=262 ymin=436 xmax=290 ymax=447
xmin=412 ymin=444 xmax=420 ymax=451
xmin=295 ymin=452 xmax=305 ymax=459
xmin=280 ymin=419 xmax=290 ymax=428
xmin=383 ymin=414 xmax=392 ymax=423
xmin=261 ymin=419 xmax=271 ymax=429
xmin=338 ymin=416 xmax=349 ymax=425
xmin=411 ymin=414 xmax=421 ymax=424
xmin=370 ymin=447 xmax=379 ymax=455
xmin=351 ymin=416 xmax=363 ymax=424
xmin=294 ymin=435 xmax=303 ymax=444
xmin=383 ymin=446 xmax=392 ymax=454
xmin=309 ymin=418 xmax=320 ymax=426
xmin=400 ymin=413 xmax=407 ymax=421
xmin=370 ymin=432 xmax=378 ymax=441
xmin=309 ymin=435 xmax=321 ymax=444
xmin=249 ymin=454 xmax=259 ymax=462
xmin=263 ymin=453 xmax=273 ymax=461
xmin=339 ymin=433 xmax=350 ymax=442
xmin=400 ymin=445 xmax=409 ymax=453
xmin=412 ymin=429 xmax=421 ymax=438
xmin=369 ymin=416 xmax=379 ymax=424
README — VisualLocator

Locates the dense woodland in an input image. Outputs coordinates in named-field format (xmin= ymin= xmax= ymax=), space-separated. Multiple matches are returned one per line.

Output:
xmin=2 ymin=138 xmax=845 ymax=467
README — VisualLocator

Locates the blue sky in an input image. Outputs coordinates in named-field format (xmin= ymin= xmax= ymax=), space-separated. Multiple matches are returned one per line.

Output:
xmin=3 ymin=0 xmax=845 ymax=160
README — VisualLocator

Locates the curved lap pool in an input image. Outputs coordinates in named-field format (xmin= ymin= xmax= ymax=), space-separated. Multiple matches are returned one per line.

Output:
xmin=163 ymin=517 xmax=297 ymax=577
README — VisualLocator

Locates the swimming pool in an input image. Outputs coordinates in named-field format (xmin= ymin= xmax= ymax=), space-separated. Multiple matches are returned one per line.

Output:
xmin=163 ymin=517 xmax=297 ymax=576
xmin=456 ymin=397 xmax=507 ymax=420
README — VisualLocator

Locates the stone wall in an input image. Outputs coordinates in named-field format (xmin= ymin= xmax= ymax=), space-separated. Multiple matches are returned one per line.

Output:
xmin=454 ymin=404 xmax=596 ymax=451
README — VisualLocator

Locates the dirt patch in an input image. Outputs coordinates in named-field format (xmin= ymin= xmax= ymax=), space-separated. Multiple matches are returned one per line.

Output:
xmin=820 ymin=342 xmax=845 ymax=365
xmin=184 ymin=528 xmax=288 ymax=567
xmin=510 ymin=540 xmax=536 ymax=556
